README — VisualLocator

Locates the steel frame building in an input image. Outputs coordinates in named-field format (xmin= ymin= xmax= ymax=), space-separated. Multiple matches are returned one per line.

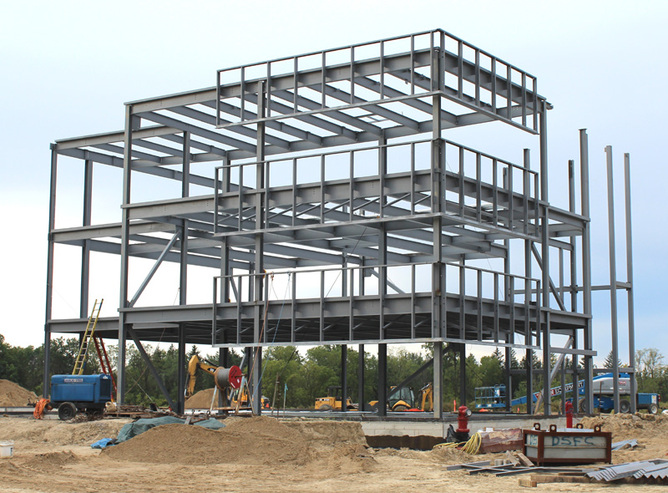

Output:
xmin=43 ymin=29 xmax=634 ymax=416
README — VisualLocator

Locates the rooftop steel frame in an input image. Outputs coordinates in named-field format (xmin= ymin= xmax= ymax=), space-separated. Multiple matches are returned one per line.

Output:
xmin=43 ymin=29 xmax=634 ymax=417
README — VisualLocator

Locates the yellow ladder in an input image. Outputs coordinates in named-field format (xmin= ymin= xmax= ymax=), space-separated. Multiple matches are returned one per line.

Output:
xmin=72 ymin=299 xmax=103 ymax=375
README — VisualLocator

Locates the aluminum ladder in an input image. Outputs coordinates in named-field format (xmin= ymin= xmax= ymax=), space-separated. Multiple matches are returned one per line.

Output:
xmin=72 ymin=299 xmax=103 ymax=375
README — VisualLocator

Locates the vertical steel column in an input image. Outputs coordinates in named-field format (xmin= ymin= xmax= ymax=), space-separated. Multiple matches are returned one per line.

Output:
xmin=605 ymin=146 xmax=620 ymax=412
xmin=378 ymin=343 xmax=387 ymax=417
xmin=177 ymin=131 xmax=191 ymax=415
xmin=117 ymin=105 xmax=138 ymax=405
xmin=580 ymin=130 xmax=594 ymax=413
xmin=252 ymin=82 xmax=267 ymax=415
xmin=378 ymin=134 xmax=387 ymax=342
xmin=624 ymin=153 xmax=637 ymax=413
xmin=568 ymin=159 xmax=579 ymax=409
xmin=43 ymin=145 xmax=58 ymax=397
xmin=459 ymin=343 xmax=466 ymax=407
xmin=80 ymin=159 xmax=93 ymax=318
xmin=504 ymin=334 xmax=512 ymax=412
xmin=216 ymin=156 xmax=231 ymax=346
xmin=430 ymin=42 xmax=445 ymax=420
xmin=539 ymin=101 xmax=551 ymax=415
xmin=358 ymin=344 xmax=365 ymax=411
xmin=341 ymin=344 xmax=348 ymax=413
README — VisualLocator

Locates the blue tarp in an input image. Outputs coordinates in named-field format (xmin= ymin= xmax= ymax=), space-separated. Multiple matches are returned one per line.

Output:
xmin=114 ymin=416 xmax=225 ymax=443
xmin=91 ymin=438 xmax=115 ymax=449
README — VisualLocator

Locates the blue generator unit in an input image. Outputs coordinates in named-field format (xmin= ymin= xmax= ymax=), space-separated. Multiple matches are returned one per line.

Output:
xmin=50 ymin=374 xmax=112 ymax=420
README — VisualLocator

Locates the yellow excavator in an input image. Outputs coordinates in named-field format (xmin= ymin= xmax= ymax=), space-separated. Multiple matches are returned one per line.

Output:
xmin=185 ymin=355 xmax=270 ymax=409
xmin=369 ymin=383 xmax=433 ymax=412
xmin=314 ymin=386 xmax=357 ymax=410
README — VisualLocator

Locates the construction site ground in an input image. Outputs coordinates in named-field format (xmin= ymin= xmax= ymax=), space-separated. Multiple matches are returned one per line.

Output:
xmin=0 ymin=411 xmax=666 ymax=492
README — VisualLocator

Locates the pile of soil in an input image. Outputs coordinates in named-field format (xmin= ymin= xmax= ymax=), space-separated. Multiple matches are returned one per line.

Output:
xmin=580 ymin=413 xmax=668 ymax=462
xmin=185 ymin=388 xmax=217 ymax=409
xmin=580 ymin=412 xmax=668 ymax=441
xmin=103 ymin=416 xmax=370 ymax=469
xmin=0 ymin=417 xmax=130 ymax=447
xmin=0 ymin=379 xmax=38 ymax=407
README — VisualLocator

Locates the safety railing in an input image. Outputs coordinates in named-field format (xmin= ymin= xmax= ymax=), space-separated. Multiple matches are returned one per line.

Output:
xmin=213 ymin=137 xmax=539 ymax=235
xmin=212 ymin=261 xmax=540 ymax=346
xmin=215 ymin=29 xmax=541 ymax=133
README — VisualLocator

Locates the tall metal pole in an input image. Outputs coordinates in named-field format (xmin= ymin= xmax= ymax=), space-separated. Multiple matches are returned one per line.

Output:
xmin=43 ymin=145 xmax=58 ymax=397
xmin=430 ymin=35 xmax=445 ymax=420
xmin=252 ymin=81 xmax=267 ymax=415
xmin=80 ymin=159 xmax=93 ymax=319
xmin=624 ymin=153 xmax=637 ymax=413
xmin=568 ymin=159 xmax=579 ymax=408
xmin=117 ymin=104 xmax=138 ymax=405
xmin=358 ymin=344 xmax=365 ymax=411
xmin=378 ymin=343 xmax=387 ymax=417
xmin=605 ymin=145 xmax=620 ymax=412
xmin=580 ymin=129 xmax=594 ymax=413
xmin=341 ymin=344 xmax=348 ymax=413
xmin=539 ymin=101 xmax=551 ymax=415
xmin=177 ymin=131 xmax=191 ymax=414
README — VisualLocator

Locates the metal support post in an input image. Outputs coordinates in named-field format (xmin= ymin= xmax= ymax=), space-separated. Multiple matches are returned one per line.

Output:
xmin=378 ymin=344 xmax=387 ymax=417
xmin=117 ymin=105 xmax=139 ymax=405
xmin=177 ymin=131 xmax=191 ymax=415
xmin=580 ymin=129 xmax=594 ymax=413
xmin=358 ymin=344 xmax=365 ymax=411
xmin=80 ymin=159 xmax=93 ymax=318
xmin=605 ymin=145 xmax=620 ymax=412
xmin=433 ymin=341 xmax=443 ymax=418
xmin=43 ymin=145 xmax=58 ymax=397
xmin=251 ymin=82 xmax=267 ymax=416
xmin=459 ymin=343 xmax=466 ymax=408
xmin=539 ymin=102 xmax=550 ymax=415
xmin=431 ymin=45 xmax=445 ymax=419
xmin=624 ymin=153 xmax=637 ymax=413
xmin=341 ymin=344 xmax=348 ymax=412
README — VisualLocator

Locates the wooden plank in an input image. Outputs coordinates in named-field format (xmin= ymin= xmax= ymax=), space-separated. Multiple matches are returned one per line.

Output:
xmin=530 ymin=474 xmax=591 ymax=484
xmin=518 ymin=478 xmax=537 ymax=488
xmin=516 ymin=452 xmax=534 ymax=467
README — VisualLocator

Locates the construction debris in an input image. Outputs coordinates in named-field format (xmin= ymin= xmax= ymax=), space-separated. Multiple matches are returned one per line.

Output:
xmin=611 ymin=439 xmax=639 ymax=450
xmin=478 ymin=428 xmax=523 ymax=453
xmin=586 ymin=459 xmax=668 ymax=482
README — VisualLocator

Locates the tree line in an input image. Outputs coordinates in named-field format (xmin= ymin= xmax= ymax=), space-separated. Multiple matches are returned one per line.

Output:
xmin=1 ymin=333 xmax=665 ymax=410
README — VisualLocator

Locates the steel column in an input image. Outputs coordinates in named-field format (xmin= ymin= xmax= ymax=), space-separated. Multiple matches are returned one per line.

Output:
xmin=117 ymin=105 xmax=138 ymax=405
xmin=624 ymin=153 xmax=637 ymax=413
xmin=43 ymin=145 xmax=58 ymax=397
xmin=378 ymin=343 xmax=387 ymax=417
xmin=341 ymin=344 xmax=347 ymax=413
xmin=580 ymin=129 xmax=594 ymax=413
xmin=252 ymin=82 xmax=267 ymax=415
xmin=605 ymin=145 xmax=620 ymax=412
xmin=358 ymin=344 xmax=365 ymax=411
xmin=539 ymin=102 xmax=551 ymax=415
xmin=80 ymin=159 xmax=93 ymax=318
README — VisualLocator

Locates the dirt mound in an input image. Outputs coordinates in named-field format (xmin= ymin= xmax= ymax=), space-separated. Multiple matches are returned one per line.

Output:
xmin=103 ymin=416 xmax=310 ymax=465
xmin=23 ymin=451 xmax=80 ymax=468
xmin=185 ymin=388 xmax=217 ymax=409
xmin=0 ymin=380 xmax=38 ymax=407
xmin=283 ymin=420 xmax=368 ymax=449
xmin=103 ymin=416 xmax=371 ymax=470
xmin=0 ymin=417 xmax=130 ymax=447
xmin=580 ymin=413 xmax=668 ymax=440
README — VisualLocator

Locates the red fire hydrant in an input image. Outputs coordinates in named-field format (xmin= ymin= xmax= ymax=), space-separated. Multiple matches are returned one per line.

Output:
xmin=565 ymin=400 xmax=574 ymax=428
xmin=457 ymin=405 xmax=470 ymax=434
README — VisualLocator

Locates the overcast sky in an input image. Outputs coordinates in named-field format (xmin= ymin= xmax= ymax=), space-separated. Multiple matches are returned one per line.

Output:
xmin=1 ymin=1 xmax=666 ymax=366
